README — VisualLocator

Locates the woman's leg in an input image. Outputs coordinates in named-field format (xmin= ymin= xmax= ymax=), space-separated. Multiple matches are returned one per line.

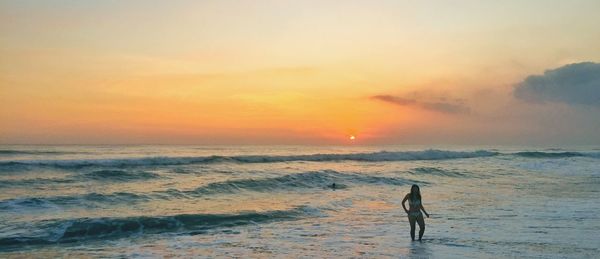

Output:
xmin=408 ymin=215 xmax=416 ymax=241
xmin=416 ymin=214 xmax=426 ymax=241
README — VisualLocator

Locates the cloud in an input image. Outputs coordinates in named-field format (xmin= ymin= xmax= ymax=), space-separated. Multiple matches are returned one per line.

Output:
xmin=370 ymin=94 xmax=470 ymax=114
xmin=514 ymin=62 xmax=600 ymax=107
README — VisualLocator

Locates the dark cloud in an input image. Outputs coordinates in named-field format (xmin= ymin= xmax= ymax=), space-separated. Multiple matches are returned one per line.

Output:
xmin=370 ymin=94 xmax=470 ymax=114
xmin=514 ymin=62 xmax=600 ymax=107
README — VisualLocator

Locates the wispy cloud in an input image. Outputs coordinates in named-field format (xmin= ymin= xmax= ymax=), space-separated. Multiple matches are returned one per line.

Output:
xmin=370 ymin=94 xmax=470 ymax=114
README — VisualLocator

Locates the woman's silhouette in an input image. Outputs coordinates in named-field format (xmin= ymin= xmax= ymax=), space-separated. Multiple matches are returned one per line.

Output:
xmin=402 ymin=184 xmax=430 ymax=241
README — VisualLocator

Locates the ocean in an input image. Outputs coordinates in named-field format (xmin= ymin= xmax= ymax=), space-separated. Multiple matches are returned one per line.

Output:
xmin=0 ymin=145 xmax=599 ymax=258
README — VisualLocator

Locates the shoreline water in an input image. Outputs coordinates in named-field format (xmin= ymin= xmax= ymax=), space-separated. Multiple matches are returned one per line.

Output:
xmin=1 ymin=145 xmax=599 ymax=258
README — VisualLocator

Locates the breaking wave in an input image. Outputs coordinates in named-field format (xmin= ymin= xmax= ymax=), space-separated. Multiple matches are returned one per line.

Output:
xmin=0 ymin=150 xmax=498 ymax=170
xmin=0 ymin=192 xmax=150 ymax=211
xmin=0 ymin=178 xmax=76 ymax=188
xmin=512 ymin=151 xmax=591 ymax=158
xmin=80 ymin=170 xmax=160 ymax=181
xmin=0 ymin=170 xmax=418 ymax=210
xmin=0 ymin=171 xmax=159 ymax=187
xmin=184 ymin=170 xmax=415 ymax=195
xmin=409 ymin=167 xmax=469 ymax=178
xmin=0 ymin=206 xmax=315 ymax=247
xmin=0 ymin=150 xmax=73 ymax=155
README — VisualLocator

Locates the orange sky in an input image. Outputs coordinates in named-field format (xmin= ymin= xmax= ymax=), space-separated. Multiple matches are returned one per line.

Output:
xmin=1 ymin=1 xmax=600 ymax=145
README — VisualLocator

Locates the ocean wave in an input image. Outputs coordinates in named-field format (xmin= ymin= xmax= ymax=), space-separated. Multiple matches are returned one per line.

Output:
xmin=0 ymin=178 xmax=76 ymax=188
xmin=409 ymin=167 xmax=469 ymax=177
xmin=0 ymin=150 xmax=498 ymax=170
xmin=228 ymin=150 xmax=498 ymax=163
xmin=0 ymin=171 xmax=159 ymax=187
xmin=0 ymin=192 xmax=150 ymax=211
xmin=186 ymin=170 xmax=415 ymax=195
xmin=81 ymin=170 xmax=160 ymax=181
xmin=0 ymin=206 xmax=314 ymax=247
xmin=0 ymin=150 xmax=73 ymax=155
xmin=513 ymin=151 xmax=589 ymax=158
xmin=0 ymin=170 xmax=418 ymax=210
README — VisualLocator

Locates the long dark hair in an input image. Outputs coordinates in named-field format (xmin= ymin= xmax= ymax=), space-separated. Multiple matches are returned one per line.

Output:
xmin=410 ymin=184 xmax=421 ymax=201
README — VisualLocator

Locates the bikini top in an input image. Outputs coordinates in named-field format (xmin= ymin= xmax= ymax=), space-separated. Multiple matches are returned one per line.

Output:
xmin=408 ymin=197 xmax=421 ymax=207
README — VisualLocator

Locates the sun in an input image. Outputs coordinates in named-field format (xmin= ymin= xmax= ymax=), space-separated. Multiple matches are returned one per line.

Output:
xmin=349 ymin=135 xmax=356 ymax=140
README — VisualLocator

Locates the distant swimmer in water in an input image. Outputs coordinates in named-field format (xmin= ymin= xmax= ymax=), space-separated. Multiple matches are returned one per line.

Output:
xmin=402 ymin=184 xmax=430 ymax=241
xmin=330 ymin=183 xmax=336 ymax=189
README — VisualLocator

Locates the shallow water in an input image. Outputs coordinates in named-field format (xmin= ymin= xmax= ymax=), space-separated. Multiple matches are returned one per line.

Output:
xmin=0 ymin=145 xmax=599 ymax=258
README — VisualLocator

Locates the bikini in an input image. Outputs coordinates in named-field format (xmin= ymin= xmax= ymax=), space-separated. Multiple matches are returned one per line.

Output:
xmin=408 ymin=198 xmax=423 ymax=218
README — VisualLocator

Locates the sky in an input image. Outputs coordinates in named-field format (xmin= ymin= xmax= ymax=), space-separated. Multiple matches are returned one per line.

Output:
xmin=1 ymin=0 xmax=600 ymax=145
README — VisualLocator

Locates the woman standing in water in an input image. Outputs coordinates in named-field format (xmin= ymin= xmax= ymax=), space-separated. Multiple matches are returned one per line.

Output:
xmin=402 ymin=184 xmax=430 ymax=241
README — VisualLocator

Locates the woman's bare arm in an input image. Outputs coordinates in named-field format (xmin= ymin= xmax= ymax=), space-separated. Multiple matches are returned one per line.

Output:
xmin=401 ymin=194 xmax=409 ymax=213
xmin=420 ymin=203 xmax=430 ymax=218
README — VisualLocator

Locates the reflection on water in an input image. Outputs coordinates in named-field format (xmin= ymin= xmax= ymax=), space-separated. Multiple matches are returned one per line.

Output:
xmin=408 ymin=241 xmax=432 ymax=258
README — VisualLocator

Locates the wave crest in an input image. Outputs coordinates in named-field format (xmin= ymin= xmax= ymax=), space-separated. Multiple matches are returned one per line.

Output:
xmin=409 ymin=167 xmax=469 ymax=177
xmin=0 ymin=170 xmax=418 ymax=211
xmin=513 ymin=151 xmax=587 ymax=158
xmin=0 ymin=150 xmax=498 ymax=170
xmin=188 ymin=170 xmax=414 ymax=195
xmin=0 ymin=150 xmax=72 ymax=155
xmin=0 ymin=206 xmax=314 ymax=247
xmin=0 ymin=192 xmax=150 ymax=211
xmin=81 ymin=170 xmax=160 ymax=181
